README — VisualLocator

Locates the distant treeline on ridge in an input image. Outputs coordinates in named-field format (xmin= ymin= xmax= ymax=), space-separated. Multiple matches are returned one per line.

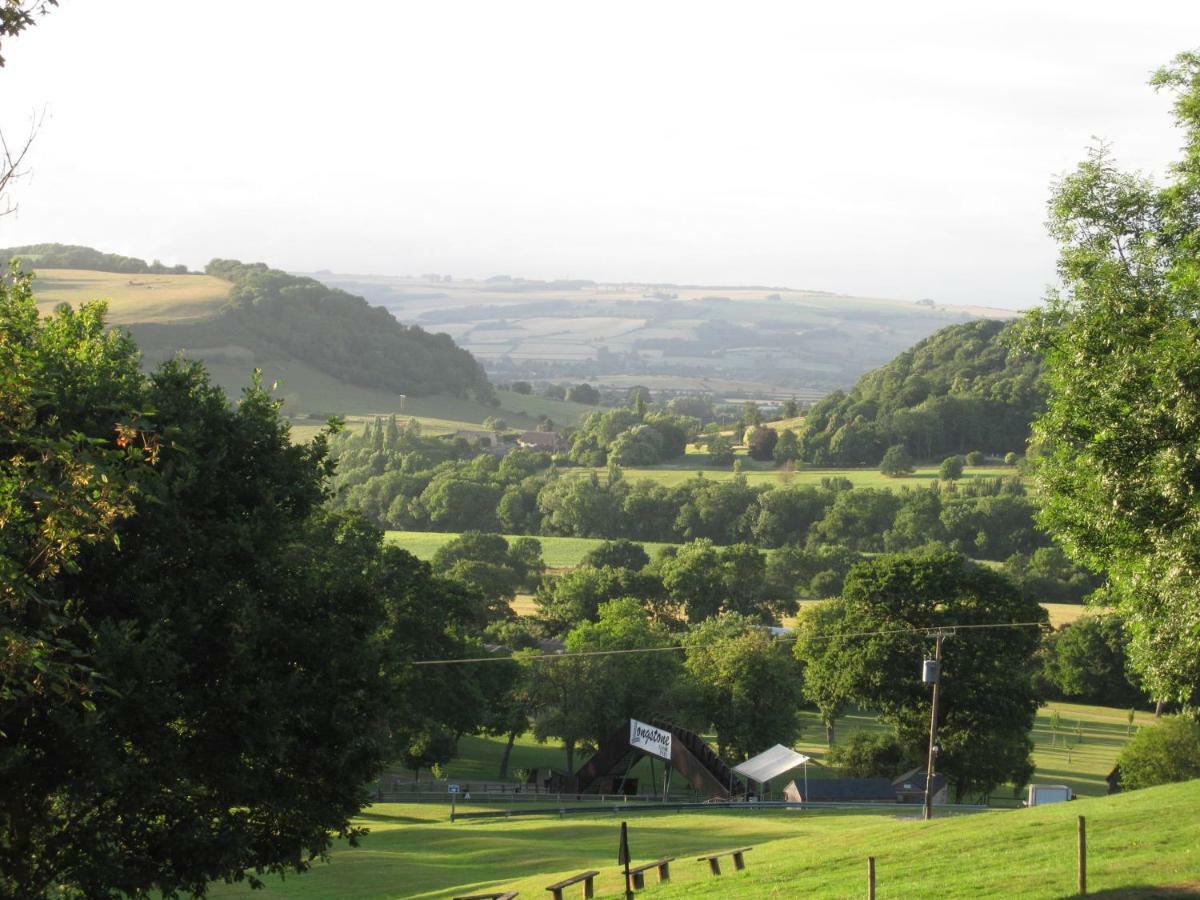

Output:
xmin=0 ymin=243 xmax=190 ymax=275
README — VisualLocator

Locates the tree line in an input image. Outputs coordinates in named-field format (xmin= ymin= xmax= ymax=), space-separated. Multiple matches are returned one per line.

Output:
xmin=0 ymin=241 xmax=189 ymax=274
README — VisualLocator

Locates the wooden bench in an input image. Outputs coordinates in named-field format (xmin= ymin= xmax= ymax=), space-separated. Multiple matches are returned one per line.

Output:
xmin=696 ymin=847 xmax=753 ymax=876
xmin=544 ymin=870 xmax=598 ymax=900
xmin=628 ymin=857 xmax=674 ymax=889
xmin=453 ymin=892 xmax=518 ymax=900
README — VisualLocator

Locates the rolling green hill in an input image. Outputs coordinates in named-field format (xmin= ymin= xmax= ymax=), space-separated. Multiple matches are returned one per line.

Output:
xmin=205 ymin=779 xmax=1200 ymax=899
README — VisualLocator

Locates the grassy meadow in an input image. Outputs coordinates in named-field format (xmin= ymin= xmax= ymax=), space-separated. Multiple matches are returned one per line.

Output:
xmin=205 ymin=778 xmax=1200 ymax=899
xmin=31 ymin=268 xmax=231 ymax=324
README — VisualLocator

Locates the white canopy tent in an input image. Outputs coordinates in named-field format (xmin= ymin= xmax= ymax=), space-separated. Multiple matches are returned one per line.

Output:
xmin=733 ymin=745 xmax=812 ymax=799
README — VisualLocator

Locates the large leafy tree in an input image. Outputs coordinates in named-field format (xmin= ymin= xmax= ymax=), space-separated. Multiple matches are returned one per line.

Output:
xmin=528 ymin=599 xmax=679 ymax=771
xmin=794 ymin=552 xmax=1046 ymax=799
xmin=682 ymin=613 xmax=803 ymax=761
xmin=1020 ymin=51 xmax=1200 ymax=703
xmin=0 ymin=275 xmax=482 ymax=896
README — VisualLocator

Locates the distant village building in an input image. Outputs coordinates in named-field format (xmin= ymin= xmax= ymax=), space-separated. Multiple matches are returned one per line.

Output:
xmin=517 ymin=430 xmax=564 ymax=452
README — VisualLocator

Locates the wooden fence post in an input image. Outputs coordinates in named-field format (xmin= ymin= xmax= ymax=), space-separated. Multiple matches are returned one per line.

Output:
xmin=1078 ymin=815 xmax=1087 ymax=896
xmin=868 ymin=856 xmax=876 ymax=899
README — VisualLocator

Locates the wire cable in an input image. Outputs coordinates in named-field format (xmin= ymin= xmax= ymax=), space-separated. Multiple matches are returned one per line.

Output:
xmin=410 ymin=620 xmax=1048 ymax=666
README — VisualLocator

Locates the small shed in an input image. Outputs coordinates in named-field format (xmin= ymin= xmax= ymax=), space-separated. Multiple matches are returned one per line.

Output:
xmin=733 ymin=744 xmax=812 ymax=800
xmin=783 ymin=778 xmax=897 ymax=803
xmin=892 ymin=768 xmax=948 ymax=804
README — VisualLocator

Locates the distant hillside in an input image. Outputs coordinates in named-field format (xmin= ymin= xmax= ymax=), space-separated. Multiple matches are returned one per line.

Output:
xmin=797 ymin=319 xmax=1043 ymax=465
xmin=2 ymin=242 xmax=190 ymax=275
xmin=203 ymin=260 xmax=493 ymax=401
xmin=313 ymin=271 xmax=1016 ymax=400
xmin=17 ymin=248 xmax=498 ymax=414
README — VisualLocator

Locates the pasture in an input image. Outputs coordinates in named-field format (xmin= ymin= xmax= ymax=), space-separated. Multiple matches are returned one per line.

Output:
xmin=31 ymin=268 xmax=231 ymax=324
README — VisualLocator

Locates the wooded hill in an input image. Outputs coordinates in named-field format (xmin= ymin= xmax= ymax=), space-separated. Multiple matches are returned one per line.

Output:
xmin=797 ymin=319 xmax=1043 ymax=465
xmin=6 ymin=245 xmax=496 ymax=410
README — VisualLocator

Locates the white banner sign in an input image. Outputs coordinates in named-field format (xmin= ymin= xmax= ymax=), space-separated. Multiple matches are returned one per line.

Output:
xmin=629 ymin=719 xmax=672 ymax=761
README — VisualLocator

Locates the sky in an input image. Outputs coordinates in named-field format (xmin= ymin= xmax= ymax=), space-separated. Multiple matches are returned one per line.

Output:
xmin=1 ymin=1 xmax=1198 ymax=309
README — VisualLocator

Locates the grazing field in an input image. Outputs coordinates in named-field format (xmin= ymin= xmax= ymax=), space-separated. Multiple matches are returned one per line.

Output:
xmin=570 ymin=463 xmax=1017 ymax=491
xmin=205 ymin=779 xmax=1200 ymax=899
xmin=385 ymin=531 xmax=679 ymax=568
xmin=31 ymin=268 xmax=231 ymax=324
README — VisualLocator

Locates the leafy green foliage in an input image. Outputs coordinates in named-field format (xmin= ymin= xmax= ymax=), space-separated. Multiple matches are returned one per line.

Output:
xmin=682 ymin=614 xmax=803 ymax=760
xmin=1117 ymin=716 xmax=1200 ymax=791
xmin=829 ymin=731 xmax=919 ymax=779
xmin=567 ymin=406 xmax=699 ymax=466
xmin=744 ymin=425 xmax=778 ymax=461
xmin=1 ymin=272 xmax=492 ymax=897
xmin=794 ymin=552 xmax=1047 ymax=798
xmin=0 ymin=1 xmax=56 ymax=68
xmin=1019 ymin=52 xmax=1200 ymax=702
xmin=939 ymin=455 xmax=964 ymax=481
xmin=1036 ymin=614 xmax=1146 ymax=707
xmin=879 ymin=443 xmax=914 ymax=477
xmin=797 ymin=320 xmax=1043 ymax=466
xmin=1 ymin=242 xmax=186 ymax=274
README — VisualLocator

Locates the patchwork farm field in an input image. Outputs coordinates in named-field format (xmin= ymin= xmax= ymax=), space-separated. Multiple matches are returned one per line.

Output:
xmin=315 ymin=271 xmax=1015 ymax=399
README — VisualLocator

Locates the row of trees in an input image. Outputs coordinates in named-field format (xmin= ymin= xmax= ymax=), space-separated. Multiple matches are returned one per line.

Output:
xmin=332 ymin=419 xmax=1003 ymax=548
xmin=0 ymin=241 xmax=189 ymax=274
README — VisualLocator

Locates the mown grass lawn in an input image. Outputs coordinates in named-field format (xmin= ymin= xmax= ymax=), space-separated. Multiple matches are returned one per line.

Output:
xmin=206 ymin=780 xmax=1200 ymax=899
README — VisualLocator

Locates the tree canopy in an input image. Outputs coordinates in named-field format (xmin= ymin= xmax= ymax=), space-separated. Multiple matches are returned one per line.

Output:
xmin=1020 ymin=51 xmax=1200 ymax=703
xmin=794 ymin=552 xmax=1047 ymax=799
xmin=0 ymin=271 xmax=485 ymax=897
xmin=797 ymin=319 xmax=1043 ymax=466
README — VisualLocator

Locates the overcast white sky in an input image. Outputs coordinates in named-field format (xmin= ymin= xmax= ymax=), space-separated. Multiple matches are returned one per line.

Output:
xmin=1 ymin=1 xmax=1198 ymax=308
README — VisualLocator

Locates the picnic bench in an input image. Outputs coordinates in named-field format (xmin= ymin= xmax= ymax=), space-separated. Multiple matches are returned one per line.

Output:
xmin=628 ymin=857 xmax=674 ymax=889
xmin=544 ymin=870 xmax=599 ymax=900
xmin=453 ymin=892 xmax=518 ymax=899
xmin=696 ymin=846 xmax=753 ymax=876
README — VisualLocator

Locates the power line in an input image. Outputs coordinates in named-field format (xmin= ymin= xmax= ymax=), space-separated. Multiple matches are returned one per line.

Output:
xmin=410 ymin=620 xmax=1048 ymax=666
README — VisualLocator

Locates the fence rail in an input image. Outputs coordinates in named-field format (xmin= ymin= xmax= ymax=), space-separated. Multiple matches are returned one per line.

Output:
xmin=448 ymin=799 xmax=995 ymax=822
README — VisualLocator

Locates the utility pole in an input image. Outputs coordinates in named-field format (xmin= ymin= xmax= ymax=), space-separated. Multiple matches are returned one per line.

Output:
xmin=922 ymin=631 xmax=946 ymax=821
